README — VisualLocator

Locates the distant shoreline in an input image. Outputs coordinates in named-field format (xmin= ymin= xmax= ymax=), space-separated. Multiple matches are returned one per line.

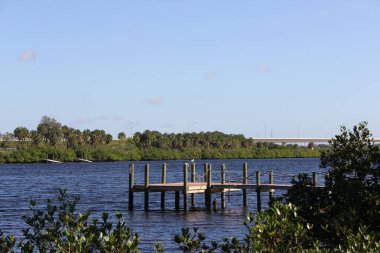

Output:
xmin=1 ymin=120 xmax=323 ymax=164
xmin=0 ymin=148 xmax=320 ymax=164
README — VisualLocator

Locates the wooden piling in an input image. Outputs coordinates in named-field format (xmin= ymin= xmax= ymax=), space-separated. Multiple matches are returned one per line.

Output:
xmin=204 ymin=163 xmax=208 ymax=206
xmin=312 ymin=172 xmax=317 ymax=188
xmin=221 ymin=164 xmax=226 ymax=209
xmin=204 ymin=163 xmax=208 ymax=182
xmin=128 ymin=164 xmax=134 ymax=211
xmin=184 ymin=163 xmax=189 ymax=211
xmin=191 ymin=162 xmax=196 ymax=208
xmin=256 ymin=171 xmax=261 ymax=212
xmin=161 ymin=163 xmax=167 ymax=210
xmin=144 ymin=164 xmax=150 ymax=211
xmin=269 ymin=171 xmax=274 ymax=205
xmin=213 ymin=199 xmax=218 ymax=211
xmin=206 ymin=164 xmax=212 ymax=211
xmin=243 ymin=162 xmax=248 ymax=207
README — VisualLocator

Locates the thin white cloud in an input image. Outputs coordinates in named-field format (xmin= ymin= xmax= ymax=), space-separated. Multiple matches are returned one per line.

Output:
xmin=203 ymin=72 xmax=218 ymax=81
xmin=145 ymin=97 xmax=163 ymax=106
xmin=94 ymin=115 xmax=107 ymax=121
xmin=71 ymin=115 xmax=108 ymax=125
xmin=111 ymin=115 xmax=123 ymax=122
xmin=195 ymin=94 xmax=204 ymax=99
xmin=18 ymin=50 xmax=36 ymax=62
xmin=161 ymin=124 xmax=175 ymax=133
xmin=124 ymin=120 xmax=142 ymax=127
xmin=256 ymin=64 xmax=269 ymax=73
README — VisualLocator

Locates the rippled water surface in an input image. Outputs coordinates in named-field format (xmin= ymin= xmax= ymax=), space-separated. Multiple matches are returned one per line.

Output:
xmin=0 ymin=158 xmax=323 ymax=252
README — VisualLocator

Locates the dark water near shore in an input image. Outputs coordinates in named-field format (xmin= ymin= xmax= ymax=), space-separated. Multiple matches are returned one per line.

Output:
xmin=0 ymin=158 xmax=324 ymax=252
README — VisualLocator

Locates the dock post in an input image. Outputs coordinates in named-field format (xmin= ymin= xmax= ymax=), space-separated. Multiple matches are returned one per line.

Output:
xmin=175 ymin=191 xmax=180 ymax=210
xmin=256 ymin=171 xmax=261 ymax=212
xmin=128 ymin=164 xmax=134 ymax=211
xmin=312 ymin=172 xmax=317 ymax=188
xmin=191 ymin=162 xmax=196 ymax=208
xmin=221 ymin=164 xmax=226 ymax=209
xmin=269 ymin=171 xmax=274 ymax=206
xmin=144 ymin=164 xmax=150 ymax=211
xmin=161 ymin=163 xmax=167 ymax=210
xmin=204 ymin=163 xmax=208 ymax=206
xmin=243 ymin=163 xmax=248 ymax=207
xmin=184 ymin=163 xmax=189 ymax=211
xmin=204 ymin=163 xmax=208 ymax=182
xmin=206 ymin=164 xmax=212 ymax=211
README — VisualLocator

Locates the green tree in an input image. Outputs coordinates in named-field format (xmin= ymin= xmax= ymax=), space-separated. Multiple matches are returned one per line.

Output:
xmin=62 ymin=126 xmax=82 ymax=149
xmin=90 ymin=130 xmax=105 ymax=147
xmin=118 ymin=132 xmax=126 ymax=140
xmin=105 ymin=134 xmax=113 ymax=144
xmin=29 ymin=130 xmax=42 ymax=145
xmin=307 ymin=142 xmax=315 ymax=150
xmin=321 ymin=122 xmax=380 ymax=234
xmin=284 ymin=122 xmax=380 ymax=246
xmin=37 ymin=116 xmax=62 ymax=146
xmin=13 ymin=127 xmax=29 ymax=143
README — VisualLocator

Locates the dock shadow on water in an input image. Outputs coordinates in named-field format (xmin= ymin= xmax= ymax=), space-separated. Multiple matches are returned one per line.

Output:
xmin=0 ymin=158 xmax=322 ymax=252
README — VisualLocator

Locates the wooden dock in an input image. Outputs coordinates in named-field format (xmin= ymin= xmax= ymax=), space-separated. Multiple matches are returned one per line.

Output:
xmin=128 ymin=162 xmax=321 ymax=212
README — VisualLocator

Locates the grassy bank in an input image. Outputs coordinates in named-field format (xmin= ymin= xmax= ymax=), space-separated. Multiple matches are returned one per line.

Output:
xmin=0 ymin=139 xmax=321 ymax=163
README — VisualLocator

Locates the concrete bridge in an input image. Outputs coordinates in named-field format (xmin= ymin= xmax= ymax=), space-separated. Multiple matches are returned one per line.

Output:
xmin=252 ymin=138 xmax=380 ymax=143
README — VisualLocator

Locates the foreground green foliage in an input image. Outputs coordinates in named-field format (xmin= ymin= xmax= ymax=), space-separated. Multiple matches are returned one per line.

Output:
xmin=172 ymin=202 xmax=380 ymax=252
xmin=2 ymin=198 xmax=379 ymax=252
xmin=283 ymin=122 xmax=380 ymax=247
xmin=0 ymin=189 xmax=139 ymax=253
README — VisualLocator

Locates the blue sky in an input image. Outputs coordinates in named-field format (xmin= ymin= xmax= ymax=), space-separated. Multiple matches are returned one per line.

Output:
xmin=1 ymin=0 xmax=379 ymax=138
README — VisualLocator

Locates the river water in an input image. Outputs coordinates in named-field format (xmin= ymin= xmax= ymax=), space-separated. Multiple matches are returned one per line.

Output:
xmin=0 ymin=158 xmax=324 ymax=252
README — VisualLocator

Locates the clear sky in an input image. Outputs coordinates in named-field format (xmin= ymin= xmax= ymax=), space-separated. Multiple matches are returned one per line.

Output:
xmin=1 ymin=0 xmax=379 ymax=138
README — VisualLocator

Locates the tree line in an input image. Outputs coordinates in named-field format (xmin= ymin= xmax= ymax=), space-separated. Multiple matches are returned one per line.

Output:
xmin=5 ymin=116 xmax=113 ymax=148
xmin=132 ymin=130 xmax=305 ymax=150
xmin=0 ymin=116 xmax=321 ymax=163
xmin=133 ymin=130 xmax=252 ymax=149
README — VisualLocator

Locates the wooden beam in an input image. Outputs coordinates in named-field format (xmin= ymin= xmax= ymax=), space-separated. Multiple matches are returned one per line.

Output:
xmin=256 ymin=171 xmax=261 ymax=212
xmin=161 ymin=163 xmax=166 ymax=210
xmin=191 ymin=162 xmax=196 ymax=208
xmin=184 ymin=163 xmax=188 ymax=211
xmin=128 ymin=164 xmax=134 ymax=211
xmin=269 ymin=171 xmax=274 ymax=206
xmin=221 ymin=163 xmax=226 ymax=209
xmin=144 ymin=164 xmax=150 ymax=211
xmin=243 ymin=162 xmax=248 ymax=207
xmin=206 ymin=164 xmax=212 ymax=211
